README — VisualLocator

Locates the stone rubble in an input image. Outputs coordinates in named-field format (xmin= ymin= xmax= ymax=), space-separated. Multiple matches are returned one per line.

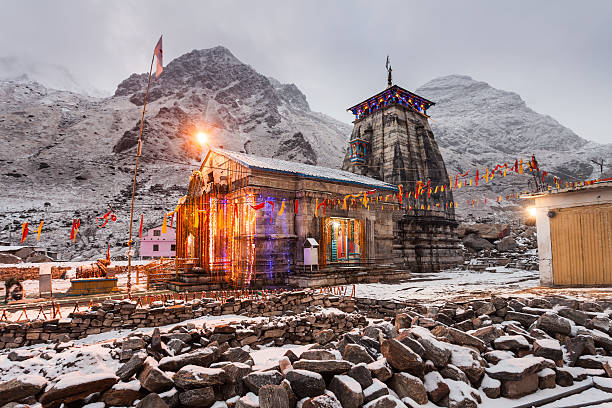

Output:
xmin=1 ymin=293 xmax=612 ymax=407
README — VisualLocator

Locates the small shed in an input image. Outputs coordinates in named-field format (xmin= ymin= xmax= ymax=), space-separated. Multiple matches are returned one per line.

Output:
xmin=524 ymin=180 xmax=612 ymax=286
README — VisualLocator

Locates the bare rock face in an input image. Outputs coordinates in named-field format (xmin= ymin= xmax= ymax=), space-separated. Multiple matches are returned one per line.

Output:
xmin=328 ymin=375 xmax=364 ymax=408
xmin=348 ymin=363 xmax=374 ymax=389
xmin=380 ymin=339 xmax=424 ymax=376
xmin=367 ymin=359 xmax=393 ymax=382
xmin=417 ymin=337 xmax=452 ymax=368
xmin=116 ymin=352 xmax=147 ymax=381
xmin=537 ymin=368 xmax=556 ymax=389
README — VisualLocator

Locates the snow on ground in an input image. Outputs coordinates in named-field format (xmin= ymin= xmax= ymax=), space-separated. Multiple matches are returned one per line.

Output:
xmin=250 ymin=344 xmax=311 ymax=370
xmin=0 ymin=313 xmax=264 ymax=383
xmin=354 ymin=267 xmax=539 ymax=302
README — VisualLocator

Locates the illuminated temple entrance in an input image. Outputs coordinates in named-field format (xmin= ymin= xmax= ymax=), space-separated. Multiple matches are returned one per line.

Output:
xmin=169 ymin=147 xmax=410 ymax=290
xmin=324 ymin=217 xmax=363 ymax=264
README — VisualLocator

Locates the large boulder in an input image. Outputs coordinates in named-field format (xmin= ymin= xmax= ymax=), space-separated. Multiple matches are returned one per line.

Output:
xmin=116 ymin=352 xmax=147 ymax=381
xmin=535 ymin=313 xmax=572 ymax=336
xmin=380 ymin=339 xmax=423 ymax=376
xmin=158 ymin=347 xmax=219 ymax=371
xmin=389 ymin=373 xmax=427 ymax=404
xmin=533 ymin=338 xmax=563 ymax=361
xmin=243 ymin=370 xmax=283 ymax=394
xmin=285 ymin=369 xmax=326 ymax=399
xmin=496 ymin=236 xmax=517 ymax=252
xmin=293 ymin=360 xmax=352 ymax=376
xmin=178 ymin=386 xmax=215 ymax=407
xmin=501 ymin=373 xmax=539 ymax=398
xmin=462 ymin=234 xmax=494 ymax=251
xmin=423 ymin=371 xmax=449 ymax=403
xmin=486 ymin=357 xmax=544 ymax=381
xmin=259 ymin=384 xmax=290 ymax=408
xmin=328 ymin=375 xmax=364 ymax=408
xmin=102 ymin=379 xmax=142 ymax=406
xmin=173 ymin=365 xmax=227 ymax=389
xmin=0 ymin=375 xmax=47 ymax=406
xmin=367 ymin=359 xmax=393 ymax=382
xmin=138 ymin=357 xmax=174 ymax=393
xmin=40 ymin=372 xmax=117 ymax=406
xmin=136 ymin=393 xmax=169 ymax=408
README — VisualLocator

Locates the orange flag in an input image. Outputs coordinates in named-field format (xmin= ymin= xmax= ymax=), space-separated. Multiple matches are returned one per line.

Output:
xmin=154 ymin=36 xmax=163 ymax=79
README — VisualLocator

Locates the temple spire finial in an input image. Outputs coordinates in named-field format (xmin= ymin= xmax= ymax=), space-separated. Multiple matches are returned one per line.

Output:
xmin=385 ymin=55 xmax=392 ymax=88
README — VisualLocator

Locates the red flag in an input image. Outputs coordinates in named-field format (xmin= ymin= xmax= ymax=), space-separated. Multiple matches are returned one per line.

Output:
xmin=154 ymin=36 xmax=163 ymax=79
xmin=139 ymin=214 xmax=143 ymax=238
xmin=71 ymin=219 xmax=80 ymax=241
xmin=295 ymin=199 xmax=298 ymax=215
xmin=21 ymin=222 xmax=29 ymax=243
xmin=251 ymin=202 xmax=265 ymax=210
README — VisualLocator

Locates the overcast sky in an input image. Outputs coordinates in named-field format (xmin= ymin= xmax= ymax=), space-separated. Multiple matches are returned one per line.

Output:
xmin=1 ymin=1 xmax=610 ymax=144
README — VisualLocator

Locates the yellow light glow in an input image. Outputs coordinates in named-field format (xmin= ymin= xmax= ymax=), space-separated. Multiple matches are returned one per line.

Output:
xmin=196 ymin=131 xmax=208 ymax=145
xmin=528 ymin=207 xmax=537 ymax=218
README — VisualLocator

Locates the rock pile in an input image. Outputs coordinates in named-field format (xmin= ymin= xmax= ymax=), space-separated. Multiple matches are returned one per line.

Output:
xmin=2 ymin=295 xmax=612 ymax=407
xmin=0 ymin=291 xmax=356 ymax=348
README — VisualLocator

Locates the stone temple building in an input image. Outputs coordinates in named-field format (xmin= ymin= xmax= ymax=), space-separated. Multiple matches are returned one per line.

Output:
xmin=171 ymin=148 xmax=406 ymax=290
xmin=342 ymin=81 xmax=461 ymax=272
xmin=172 ymin=73 xmax=461 ymax=290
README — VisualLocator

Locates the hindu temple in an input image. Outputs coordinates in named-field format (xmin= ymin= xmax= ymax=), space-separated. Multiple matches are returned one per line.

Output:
xmin=342 ymin=63 xmax=461 ymax=272
xmin=170 ymin=63 xmax=461 ymax=290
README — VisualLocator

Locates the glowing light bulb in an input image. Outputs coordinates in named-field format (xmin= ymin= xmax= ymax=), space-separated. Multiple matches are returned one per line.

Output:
xmin=527 ymin=207 xmax=537 ymax=218
xmin=196 ymin=131 xmax=207 ymax=145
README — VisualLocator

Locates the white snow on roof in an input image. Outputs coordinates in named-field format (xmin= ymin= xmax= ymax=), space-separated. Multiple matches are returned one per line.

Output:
xmin=210 ymin=147 xmax=398 ymax=191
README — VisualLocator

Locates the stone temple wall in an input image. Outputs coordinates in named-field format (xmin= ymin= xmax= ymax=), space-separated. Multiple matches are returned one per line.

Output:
xmin=342 ymin=100 xmax=462 ymax=272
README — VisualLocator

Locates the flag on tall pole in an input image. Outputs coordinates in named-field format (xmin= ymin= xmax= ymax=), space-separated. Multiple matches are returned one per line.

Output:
xmin=127 ymin=35 xmax=164 ymax=298
xmin=154 ymin=36 xmax=163 ymax=80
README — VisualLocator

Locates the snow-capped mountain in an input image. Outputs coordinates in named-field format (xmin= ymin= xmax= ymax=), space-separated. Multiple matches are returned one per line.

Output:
xmin=0 ymin=46 xmax=350 ymax=260
xmin=0 ymin=56 xmax=109 ymax=98
xmin=415 ymin=75 xmax=612 ymax=222
xmin=1 ymin=50 xmax=609 ymax=259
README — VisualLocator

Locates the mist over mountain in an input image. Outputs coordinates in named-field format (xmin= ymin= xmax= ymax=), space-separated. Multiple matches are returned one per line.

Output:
xmin=1 ymin=48 xmax=609 ymax=258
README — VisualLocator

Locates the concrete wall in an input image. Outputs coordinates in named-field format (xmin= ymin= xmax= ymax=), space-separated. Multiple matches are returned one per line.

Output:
xmin=533 ymin=184 xmax=612 ymax=286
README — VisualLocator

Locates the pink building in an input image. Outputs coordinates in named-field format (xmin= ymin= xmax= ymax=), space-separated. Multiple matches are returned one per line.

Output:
xmin=139 ymin=226 xmax=176 ymax=259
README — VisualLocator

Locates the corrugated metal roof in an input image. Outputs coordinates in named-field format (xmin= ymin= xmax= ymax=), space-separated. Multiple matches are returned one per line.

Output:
xmin=209 ymin=147 xmax=398 ymax=191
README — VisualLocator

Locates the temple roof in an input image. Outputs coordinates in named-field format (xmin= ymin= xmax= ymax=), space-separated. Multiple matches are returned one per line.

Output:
xmin=205 ymin=147 xmax=398 ymax=191
xmin=347 ymin=85 xmax=435 ymax=119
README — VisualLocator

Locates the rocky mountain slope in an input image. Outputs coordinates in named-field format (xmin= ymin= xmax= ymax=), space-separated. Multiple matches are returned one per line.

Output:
xmin=0 ymin=47 xmax=350 ymax=260
xmin=415 ymin=75 xmax=612 ymax=222
xmin=0 ymin=50 xmax=609 ymax=259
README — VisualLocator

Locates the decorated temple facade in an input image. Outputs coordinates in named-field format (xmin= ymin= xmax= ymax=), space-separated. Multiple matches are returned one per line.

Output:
xmin=173 ymin=148 xmax=406 ymax=289
xmin=342 ymin=83 xmax=462 ymax=272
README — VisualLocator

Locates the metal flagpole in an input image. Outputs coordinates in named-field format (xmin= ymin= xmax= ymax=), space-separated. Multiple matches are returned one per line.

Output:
xmin=127 ymin=52 xmax=156 ymax=298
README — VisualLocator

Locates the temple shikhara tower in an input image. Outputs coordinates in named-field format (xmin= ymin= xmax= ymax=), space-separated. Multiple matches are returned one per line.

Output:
xmin=342 ymin=60 xmax=461 ymax=272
